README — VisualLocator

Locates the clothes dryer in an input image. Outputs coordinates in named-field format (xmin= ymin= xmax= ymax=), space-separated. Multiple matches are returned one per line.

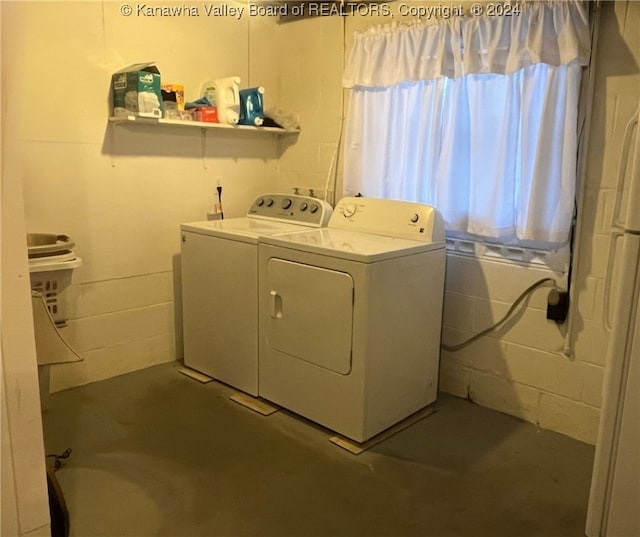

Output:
xmin=180 ymin=194 xmax=332 ymax=396
xmin=258 ymin=197 xmax=445 ymax=442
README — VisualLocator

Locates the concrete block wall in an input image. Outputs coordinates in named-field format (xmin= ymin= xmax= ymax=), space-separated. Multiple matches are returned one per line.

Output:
xmin=4 ymin=2 xmax=282 ymax=392
xmin=439 ymin=255 xmax=601 ymax=444
xmin=251 ymin=16 xmax=345 ymax=200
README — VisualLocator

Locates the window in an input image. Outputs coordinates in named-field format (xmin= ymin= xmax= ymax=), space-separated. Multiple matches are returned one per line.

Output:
xmin=342 ymin=2 xmax=590 ymax=260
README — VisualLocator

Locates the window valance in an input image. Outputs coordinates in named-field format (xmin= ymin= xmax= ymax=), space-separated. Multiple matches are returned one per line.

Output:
xmin=343 ymin=1 xmax=590 ymax=88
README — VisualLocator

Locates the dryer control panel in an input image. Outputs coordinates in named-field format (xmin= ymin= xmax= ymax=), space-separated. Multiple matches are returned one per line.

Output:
xmin=330 ymin=197 xmax=445 ymax=243
xmin=248 ymin=194 xmax=332 ymax=227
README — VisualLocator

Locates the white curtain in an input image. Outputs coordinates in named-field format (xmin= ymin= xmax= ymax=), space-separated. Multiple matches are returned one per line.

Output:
xmin=343 ymin=1 xmax=590 ymax=246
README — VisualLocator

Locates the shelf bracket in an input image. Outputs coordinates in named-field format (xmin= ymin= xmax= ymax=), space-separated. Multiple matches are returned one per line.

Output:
xmin=109 ymin=122 xmax=117 ymax=168
xmin=201 ymin=127 xmax=207 ymax=169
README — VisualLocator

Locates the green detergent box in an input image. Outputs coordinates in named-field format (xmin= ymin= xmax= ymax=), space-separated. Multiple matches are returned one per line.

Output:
xmin=112 ymin=63 xmax=162 ymax=118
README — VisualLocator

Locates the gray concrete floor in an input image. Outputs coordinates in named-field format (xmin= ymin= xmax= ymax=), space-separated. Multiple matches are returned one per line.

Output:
xmin=42 ymin=362 xmax=594 ymax=537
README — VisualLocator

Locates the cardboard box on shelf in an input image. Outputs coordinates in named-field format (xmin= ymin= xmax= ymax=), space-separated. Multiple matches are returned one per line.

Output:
xmin=112 ymin=62 xmax=162 ymax=118
xmin=195 ymin=107 xmax=218 ymax=123
xmin=161 ymin=83 xmax=185 ymax=111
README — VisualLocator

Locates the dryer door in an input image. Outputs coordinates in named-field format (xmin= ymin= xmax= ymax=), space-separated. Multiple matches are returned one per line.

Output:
xmin=266 ymin=258 xmax=353 ymax=374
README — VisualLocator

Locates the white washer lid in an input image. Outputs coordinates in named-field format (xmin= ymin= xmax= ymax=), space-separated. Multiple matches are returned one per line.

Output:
xmin=180 ymin=217 xmax=317 ymax=244
xmin=259 ymin=228 xmax=444 ymax=263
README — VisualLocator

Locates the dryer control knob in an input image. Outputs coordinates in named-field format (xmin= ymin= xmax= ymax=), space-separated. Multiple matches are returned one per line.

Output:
xmin=281 ymin=198 xmax=292 ymax=209
xmin=266 ymin=198 xmax=274 ymax=207
xmin=342 ymin=203 xmax=357 ymax=218
xmin=410 ymin=213 xmax=420 ymax=223
xmin=256 ymin=198 xmax=264 ymax=206
xmin=309 ymin=203 xmax=319 ymax=214
xmin=300 ymin=202 xmax=309 ymax=212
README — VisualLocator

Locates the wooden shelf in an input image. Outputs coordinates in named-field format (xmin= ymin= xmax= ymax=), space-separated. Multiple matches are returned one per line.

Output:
xmin=109 ymin=115 xmax=299 ymax=135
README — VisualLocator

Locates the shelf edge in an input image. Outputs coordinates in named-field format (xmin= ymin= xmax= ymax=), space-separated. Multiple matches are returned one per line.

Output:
xmin=109 ymin=116 xmax=300 ymax=135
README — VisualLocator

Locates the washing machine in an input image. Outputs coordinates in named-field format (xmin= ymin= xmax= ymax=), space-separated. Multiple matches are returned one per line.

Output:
xmin=180 ymin=194 xmax=332 ymax=396
xmin=258 ymin=197 xmax=446 ymax=442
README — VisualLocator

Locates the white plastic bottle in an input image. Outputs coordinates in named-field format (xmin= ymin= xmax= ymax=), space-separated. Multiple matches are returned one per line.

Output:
xmin=201 ymin=76 xmax=241 ymax=125
xmin=200 ymin=80 xmax=218 ymax=107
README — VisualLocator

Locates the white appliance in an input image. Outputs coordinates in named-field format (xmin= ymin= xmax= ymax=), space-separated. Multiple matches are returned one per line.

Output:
xmin=587 ymin=106 xmax=640 ymax=537
xmin=258 ymin=197 xmax=446 ymax=442
xmin=180 ymin=194 xmax=332 ymax=396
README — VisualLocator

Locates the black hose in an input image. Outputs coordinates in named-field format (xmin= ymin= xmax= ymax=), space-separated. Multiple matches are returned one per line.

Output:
xmin=441 ymin=277 xmax=556 ymax=352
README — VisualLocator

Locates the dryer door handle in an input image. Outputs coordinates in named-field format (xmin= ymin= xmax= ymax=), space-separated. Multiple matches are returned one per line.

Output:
xmin=269 ymin=290 xmax=283 ymax=319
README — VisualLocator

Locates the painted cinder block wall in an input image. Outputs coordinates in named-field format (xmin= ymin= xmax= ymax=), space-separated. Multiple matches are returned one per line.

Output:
xmin=248 ymin=15 xmax=345 ymax=199
xmin=4 ymin=2 xmax=286 ymax=392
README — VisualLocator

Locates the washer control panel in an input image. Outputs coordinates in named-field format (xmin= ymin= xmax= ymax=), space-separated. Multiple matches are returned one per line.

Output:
xmin=331 ymin=196 xmax=445 ymax=242
xmin=248 ymin=194 xmax=332 ymax=227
